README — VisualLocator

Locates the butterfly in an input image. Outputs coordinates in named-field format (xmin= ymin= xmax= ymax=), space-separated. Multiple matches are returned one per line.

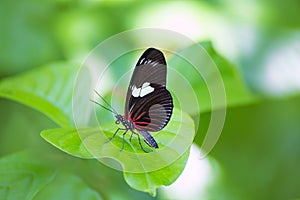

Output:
xmin=93 ymin=48 xmax=173 ymax=152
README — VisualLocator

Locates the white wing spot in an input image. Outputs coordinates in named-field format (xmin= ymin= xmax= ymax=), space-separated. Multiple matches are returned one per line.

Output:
xmin=131 ymin=82 xmax=154 ymax=97
xmin=142 ymin=82 xmax=150 ymax=87
xmin=132 ymin=86 xmax=141 ymax=97
xmin=140 ymin=85 xmax=154 ymax=97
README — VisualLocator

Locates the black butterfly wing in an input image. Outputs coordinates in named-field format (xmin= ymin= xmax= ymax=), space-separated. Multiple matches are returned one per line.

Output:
xmin=128 ymin=85 xmax=173 ymax=131
xmin=124 ymin=48 xmax=173 ymax=132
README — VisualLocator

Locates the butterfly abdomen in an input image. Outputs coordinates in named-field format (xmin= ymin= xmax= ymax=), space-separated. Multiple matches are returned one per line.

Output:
xmin=138 ymin=130 xmax=159 ymax=148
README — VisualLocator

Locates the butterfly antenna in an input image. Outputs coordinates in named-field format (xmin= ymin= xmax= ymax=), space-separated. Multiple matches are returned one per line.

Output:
xmin=90 ymin=99 xmax=117 ymax=114
xmin=93 ymin=90 xmax=118 ymax=114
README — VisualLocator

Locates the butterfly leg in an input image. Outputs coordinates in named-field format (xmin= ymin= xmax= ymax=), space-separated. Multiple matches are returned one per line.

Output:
xmin=131 ymin=130 xmax=150 ymax=153
xmin=120 ymin=129 xmax=129 ymax=151
xmin=129 ymin=132 xmax=134 ymax=142
xmin=106 ymin=127 xmax=126 ymax=143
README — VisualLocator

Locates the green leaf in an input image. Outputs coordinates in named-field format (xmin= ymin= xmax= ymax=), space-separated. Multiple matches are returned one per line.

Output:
xmin=0 ymin=151 xmax=104 ymax=200
xmin=34 ymin=172 xmax=103 ymax=200
xmin=0 ymin=151 xmax=55 ymax=200
xmin=124 ymin=148 xmax=190 ymax=196
xmin=0 ymin=62 xmax=79 ymax=127
xmin=201 ymin=41 xmax=256 ymax=107
xmin=41 ymin=108 xmax=194 ymax=195
xmin=40 ymin=128 xmax=93 ymax=159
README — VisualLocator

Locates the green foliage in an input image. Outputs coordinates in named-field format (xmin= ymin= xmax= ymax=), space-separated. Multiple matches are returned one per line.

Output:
xmin=0 ymin=59 xmax=195 ymax=195
xmin=0 ymin=62 xmax=78 ymax=127
xmin=169 ymin=41 xmax=256 ymax=114
xmin=0 ymin=1 xmax=60 ymax=76
xmin=0 ymin=39 xmax=257 ymax=197
xmin=40 ymin=109 xmax=194 ymax=195
xmin=41 ymin=126 xmax=191 ymax=196
xmin=0 ymin=151 xmax=154 ymax=200
xmin=0 ymin=152 xmax=55 ymax=200
xmin=40 ymin=109 xmax=193 ymax=158
xmin=1 ymin=1 xmax=300 ymax=199
xmin=34 ymin=173 xmax=103 ymax=200
xmin=199 ymin=96 xmax=300 ymax=199
xmin=40 ymin=128 xmax=93 ymax=159
xmin=124 ymin=149 xmax=189 ymax=196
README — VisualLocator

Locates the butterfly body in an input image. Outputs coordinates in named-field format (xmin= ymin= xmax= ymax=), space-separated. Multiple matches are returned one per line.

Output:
xmin=114 ymin=113 xmax=159 ymax=149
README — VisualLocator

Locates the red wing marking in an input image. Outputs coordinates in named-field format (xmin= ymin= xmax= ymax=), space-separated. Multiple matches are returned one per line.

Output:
xmin=133 ymin=111 xmax=146 ymax=122
xmin=134 ymin=125 xmax=157 ymax=131
xmin=135 ymin=121 xmax=150 ymax=125
xmin=124 ymin=108 xmax=127 ymax=120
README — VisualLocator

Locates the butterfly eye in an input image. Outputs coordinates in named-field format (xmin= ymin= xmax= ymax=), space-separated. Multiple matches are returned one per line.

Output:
xmin=115 ymin=120 xmax=120 ymax=124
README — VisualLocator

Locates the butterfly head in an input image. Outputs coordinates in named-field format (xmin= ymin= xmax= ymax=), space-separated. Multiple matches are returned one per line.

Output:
xmin=115 ymin=114 xmax=123 ymax=125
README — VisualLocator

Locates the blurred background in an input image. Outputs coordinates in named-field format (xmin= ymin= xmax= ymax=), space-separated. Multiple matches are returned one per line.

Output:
xmin=1 ymin=1 xmax=300 ymax=199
